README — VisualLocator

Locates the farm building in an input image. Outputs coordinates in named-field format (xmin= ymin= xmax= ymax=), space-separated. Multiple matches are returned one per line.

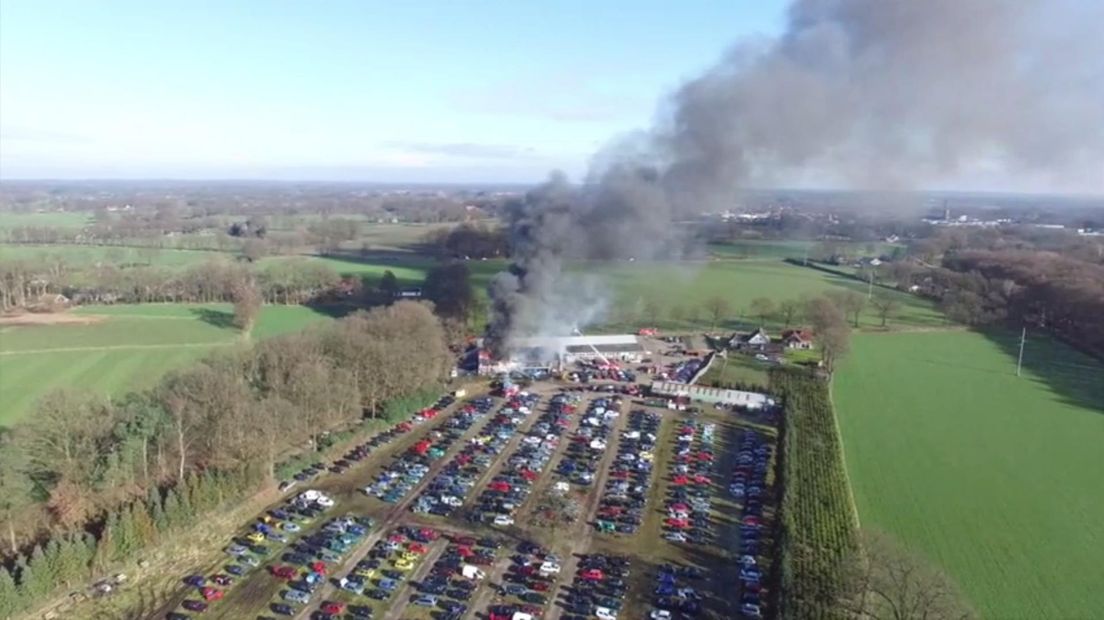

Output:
xmin=475 ymin=334 xmax=646 ymax=374
xmin=782 ymin=329 xmax=815 ymax=349
xmin=650 ymin=380 xmax=773 ymax=409
xmin=729 ymin=328 xmax=771 ymax=351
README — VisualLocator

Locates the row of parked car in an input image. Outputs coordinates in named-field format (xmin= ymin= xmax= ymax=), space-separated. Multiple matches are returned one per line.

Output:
xmin=169 ymin=489 xmax=341 ymax=618
xmin=166 ymin=393 xmax=461 ymax=620
xmin=557 ymin=553 xmax=631 ymax=620
xmin=409 ymin=396 xmax=499 ymax=516
xmin=732 ymin=429 xmax=774 ymax=619
xmin=649 ymin=562 xmax=706 ymax=618
xmin=565 ymin=362 xmax=638 ymax=383
xmin=282 ymin=394 xmax=457 ymax=490
xmin=596 ymin=408 xmax=661 ymax=535
xmin=555 ymin=396 xmax=620 ymax=490
xmin=487 ymin=540 xmax=558 ymax=620
xmin=267 ymin=512 xmax=374 ymax=616
xmin=408 ymin=534 xmax=503 ymax=619
xmin=661 ymin=357 xmax=705 ymax=384
xmin=362 ymin=417 xmax=465 ymax=504
xmin=470 ymin=392 xmax=549 ymax=526
xmin=662 ymin=421 xmax=716 ymax=545
xmin=313 ymin=525 xmax=442 ymax=618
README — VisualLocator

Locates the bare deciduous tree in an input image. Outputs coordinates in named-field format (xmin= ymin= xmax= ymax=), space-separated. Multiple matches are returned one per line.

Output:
xmin=841 ymin=530 xmax=975 ymax=620
xmin=232 ymin=278 xmax=262 ymax=332
xmin=805 ymin=296 xmax=851 ymax=372
xmin=778 ymin=298 xmax=801 ymax=327
xmin=749 ymin=297 xmax=776 ymax=326
xmin=704 ymin=296 xmax=731 ymax=333
xmin=870 ymin=295 xmax=902 ymax=327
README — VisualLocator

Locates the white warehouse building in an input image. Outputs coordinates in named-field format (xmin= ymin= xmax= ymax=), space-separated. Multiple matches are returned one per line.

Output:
xmin=478 ymin=334 xmax=646 ymax=374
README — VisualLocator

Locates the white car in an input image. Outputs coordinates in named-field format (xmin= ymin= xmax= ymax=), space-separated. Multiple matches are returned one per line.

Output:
xmin=493 ymin=515 xmax=515 ymax=526
xmin=664 ymin=532 xmax=687 ymax=543
xmin=539 ymin=561 xmax=561 ymax=575
xmin=441 ymin=496 xmax=463 ymax=507
xmin=596 ymin=606 xmax=617 ymax=620
xmin=650 ymin=611 xmax=672 ymax=620
xmin=316 ymin=495 xmax=335 ymax=507
xmin=741 ymin=603 xmax=763 ymax=618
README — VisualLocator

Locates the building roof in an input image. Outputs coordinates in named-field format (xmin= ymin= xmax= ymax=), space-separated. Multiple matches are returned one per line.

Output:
xmin=564 ymin=342 xmax=644 ymax=354
xmin=782 ymin=329 xmax=814 ymax=342
xmin=651 ymin=381 xmax=772 ymax=407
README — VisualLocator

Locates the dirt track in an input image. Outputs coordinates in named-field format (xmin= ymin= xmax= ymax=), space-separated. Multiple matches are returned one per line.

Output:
xmin=0 ymin=311 xmax=105 ymax=326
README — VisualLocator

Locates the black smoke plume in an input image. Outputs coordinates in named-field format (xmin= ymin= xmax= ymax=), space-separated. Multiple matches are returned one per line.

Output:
xmin=487 ymin=0 xmax=1104 ymax=354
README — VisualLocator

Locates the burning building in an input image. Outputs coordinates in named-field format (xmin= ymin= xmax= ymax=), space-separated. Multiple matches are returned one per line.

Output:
xmin=472 ymin=334 xmax=646 ymax=375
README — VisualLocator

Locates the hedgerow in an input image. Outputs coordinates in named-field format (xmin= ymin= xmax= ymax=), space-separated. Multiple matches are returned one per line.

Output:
xmin=772 ymin=368 xmax=858 ymax=619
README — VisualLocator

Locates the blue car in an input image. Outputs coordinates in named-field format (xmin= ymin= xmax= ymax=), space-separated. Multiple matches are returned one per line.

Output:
xmin=283 ymin=588 xmax=309 ymax=603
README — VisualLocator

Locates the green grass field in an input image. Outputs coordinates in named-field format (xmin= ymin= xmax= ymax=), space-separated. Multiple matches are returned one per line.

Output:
xmin=0 ymin=211 xmax=93 ymax=231
xmin=0 ymin=243 xmax=229 ymax=267
xmin=306 ymin=256 xmax=941 ymax=331
xmin=0 ymin=304 xmax=329 ymax=425
xmin=708 ymin=239 xmax=903 ymax=260
xmin=591 ymin=260 xmax=942 ymax=331
xmin=833 ymin=330 xmax=1104 ymax=619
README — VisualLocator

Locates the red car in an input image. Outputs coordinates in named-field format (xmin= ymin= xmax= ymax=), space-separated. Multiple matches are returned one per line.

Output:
xmin=407 ymin=542 xmax=428 ymax=554
xmin=530 ymin=581 xmax=550 ymax=591
xmin=665 ymin=518 xmax=689 ymax=529
xmin=457 ymin=546 xmax=475 ymax=557
xmin=321 ymin=601 xmax=346 ymax=615
xmin=200 ymin=587 xmax=224 ymax=601
xmin=271 ymin=565 xmax=297 ymax=580
xmin=311 ymin=561 xmax=327 ymax=575
xmin=579 ymin=568 xmax=604 ymax=581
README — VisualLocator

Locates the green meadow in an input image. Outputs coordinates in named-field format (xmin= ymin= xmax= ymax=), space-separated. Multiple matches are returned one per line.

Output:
xmin=0 ymin=304 xmax=327 ymax=425
xmin=834 ymin=330 xmax=1104 ymax=619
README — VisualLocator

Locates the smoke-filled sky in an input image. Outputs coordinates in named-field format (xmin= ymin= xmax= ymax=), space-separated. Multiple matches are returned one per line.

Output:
xmin=3 ymin=0 xmax=1100 ymax=193
xmin=485 ymin=0 xmax=1104 ymax=351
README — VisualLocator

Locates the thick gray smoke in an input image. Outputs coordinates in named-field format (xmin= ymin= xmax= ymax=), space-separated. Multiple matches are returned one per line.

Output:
xmin=487 ymin=0 xmax=1104 ymax=354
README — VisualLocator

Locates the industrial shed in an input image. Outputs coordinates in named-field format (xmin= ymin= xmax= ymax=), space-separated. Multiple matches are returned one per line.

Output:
xmin=650 ymin=380 xmax=773 ymax=409
xmin=477 ymin=334 xmax=646 ymax=374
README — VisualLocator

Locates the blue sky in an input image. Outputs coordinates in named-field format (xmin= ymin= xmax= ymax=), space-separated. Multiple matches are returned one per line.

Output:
xmin=0 ymin=0 xmax=786 ymax=182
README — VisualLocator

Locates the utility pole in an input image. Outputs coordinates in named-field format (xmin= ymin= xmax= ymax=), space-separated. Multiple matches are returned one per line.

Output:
xmin=1016 ymin=326 xmax=1026 ymax=377
xmin=867 ymin=269 xmax=874 ymax=300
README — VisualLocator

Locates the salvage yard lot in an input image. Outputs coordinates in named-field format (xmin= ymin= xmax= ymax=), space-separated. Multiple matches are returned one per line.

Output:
xmin=0 ymin=303 xmax=327 ymax=424
xmin=137 ymin=381 xmax=780 ymax=620
xmin=834 ymin=330 xmax=1104 ymax=619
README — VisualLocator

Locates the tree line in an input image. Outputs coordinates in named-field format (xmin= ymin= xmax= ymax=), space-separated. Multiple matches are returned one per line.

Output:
xmin=889 ymin=227 xmax=1104 ymax=359
xmin=423 ymin=223 xmax=509 ymax=259
xmin=0 ymin=256 xmax=344 ymax=310
xmin=0 ymin=301 xmax=452 ymax=612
